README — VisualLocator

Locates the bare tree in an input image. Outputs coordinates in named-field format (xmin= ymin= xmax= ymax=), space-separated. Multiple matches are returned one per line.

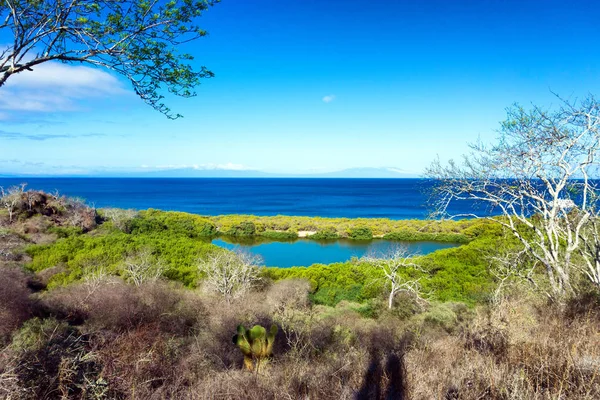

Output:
xmin=362 ymin=247 xmax=428 ymax=310
xmin=488 ymin=248 xmax=539 ymax=304
xmin=427 ymin=95 xmax=600 ymax=299
xmin=121 ymin=248 xmax=165 ymax=286
xmin=0 ymin=0 xmax=217 ymax=118
xmin=101 ymin=208 xmax=138 ymax=232
xmin=24 ymin=190 xmax=35 ymax=211
xmin=578 ymin=211 xmax=600 ymax=288
xmin=197 ymin=250 xmax=262 ymax=301
xmin=0 ymin=184 xmax=26 ymax=223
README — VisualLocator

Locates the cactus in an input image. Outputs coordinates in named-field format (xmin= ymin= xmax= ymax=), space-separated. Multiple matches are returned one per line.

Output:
xmin=232 ymin=324 xmax=278 ymax=373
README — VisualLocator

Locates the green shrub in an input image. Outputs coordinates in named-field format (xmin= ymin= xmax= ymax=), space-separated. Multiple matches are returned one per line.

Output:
xmin=389 ymin=292 xmax=425 ymax=320
xmin=258 ymin=230 xmax=298 ymax=240
xmin=47 ymin=225 xmax=84 ymax=238
xmin=129 ymin=210 xmax=216 ymax=237
xmin=310 ymin=284 xmax=364 ymax=306
xmin=421 ymin=303 xmax=459 ymax=333
xmin=383 ymin=231 xmax=469 ymax=243
xmin=11 ymin=317 xmax=69 ymax=352
xmin=226 ymin=221 xmax=257 ymax=236
xmin=347 ymin=227 xmax=373 ymax=240
xmin=310 ymin=228 xmax=340 ymax=240
xmin=352 ymin=298 xmax=384 ymax=319
xmin=25 ymin=229 xmax=217 ymax=288
xmin=127 ymin=216 xmax=167 ymax=234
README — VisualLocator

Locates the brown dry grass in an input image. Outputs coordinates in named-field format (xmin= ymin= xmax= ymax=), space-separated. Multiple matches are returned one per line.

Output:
xmin=406 ymin=296 xmax=600 ymax=399
xmin=0 ymin=266 xmax=33 ymax=346
xmin=1 ymin=275 xmax=599 ymax=399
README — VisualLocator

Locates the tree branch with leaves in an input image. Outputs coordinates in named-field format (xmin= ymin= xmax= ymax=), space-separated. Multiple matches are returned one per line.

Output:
xmin=0 ymin=0 xmax=218 ymax=118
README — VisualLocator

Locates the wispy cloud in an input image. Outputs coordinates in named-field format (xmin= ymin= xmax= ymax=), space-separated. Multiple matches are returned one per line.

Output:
xmin=4 ymin=62 xmax=121 ymax=92
xmin=0 ymin=158 xmax=91 ymax=175
xmin=0 ymin=62 xmax=126 ymax=115
xmin=0 ymin=159 xmax=44 ymax=167
xmin=322 ymin=94 xmax=336 ymax=103
xmin=0 ymin=112 xmax=66 ymax=126
xmin=142 ymin=162 xmax=253 ymax=171
xmin=0 ymin=130 xmax=107 ymax=141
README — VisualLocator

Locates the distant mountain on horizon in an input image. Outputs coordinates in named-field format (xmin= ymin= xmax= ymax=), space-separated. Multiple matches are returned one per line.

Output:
xmin=138 ymin=168 xmax=273 ymax=178
xmin=0 ymin=167 xmax=421 ymax=179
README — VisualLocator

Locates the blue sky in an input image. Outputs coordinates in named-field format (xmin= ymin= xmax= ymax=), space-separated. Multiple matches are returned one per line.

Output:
xmin=1 ymin=0 xmax=600 ymax=175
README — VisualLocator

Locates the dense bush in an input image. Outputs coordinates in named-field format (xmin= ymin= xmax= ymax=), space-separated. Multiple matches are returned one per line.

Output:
xmin=310 ymin=227 xmax=340 ymax=240
xmin=225 ymin=221 xmax=257 ymax=236
xmin=5 ymin=318 xmax=108 ymax=400
xmin=42 ymin=280 xmax=203 ymax=334
xmin=347 ymin=226 xmax=373 ymax=240
xmin=98 ymin=208 xmax=137 ymax=232
xmin=258 ymin=230 xmax=298 ymax=240
xmin=310 ymin=284 xmax=365 ymax=306
xmin=25 ymin=230 xmax=217 ymax=287
xmin=46 ymin=225 xmax=84 ymax=238
xmin=266 ymin=262 xmax=386 ymax=307
xmin=0 ymin=267 xmax=34 ymax=346
xmin=129 ymin=209 xmax=216 ymax=237
xmin=383 ymin=231 xmax=469 ymax=243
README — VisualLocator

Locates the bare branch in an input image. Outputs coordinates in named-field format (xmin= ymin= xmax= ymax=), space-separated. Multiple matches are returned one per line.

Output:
xmin=121 ymin=248 xmax=165 ymax=286
xmin=427 ymin=94 xmax=600 ymax=300
xmin=361 ymin=246 xmax=429 ymax=309
xmin=197 ymin=250 xmax=263 ymax=301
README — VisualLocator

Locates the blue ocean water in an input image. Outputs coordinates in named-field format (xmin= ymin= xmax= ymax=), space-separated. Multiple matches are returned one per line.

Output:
xmin=0 ymin=178 xmax=480 ymax=219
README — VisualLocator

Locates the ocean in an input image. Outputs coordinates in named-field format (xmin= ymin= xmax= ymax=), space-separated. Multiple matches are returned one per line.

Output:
xmin=0 ymin=178 xmax=482 ymax=219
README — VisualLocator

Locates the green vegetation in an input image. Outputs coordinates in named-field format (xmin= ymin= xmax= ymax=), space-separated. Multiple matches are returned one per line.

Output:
xmin=257 ymin=230 xmax=298 ymax=240
xmin=20 ymin=203 xmax=503 ymax=304
xmin=208 ymin=213 xmax=476 ymax=242
xmin=347 ymin=226 xmax=373 ymax=240
xmin=265 ymin=223 xmax=502 ymax=306
xmin=26 ymin=225 xmax=217 ymax=288
xmin=128 ymin=209 xmax=217 ymax=237
xmin=309 ymin=228 xmax=339 ymax=240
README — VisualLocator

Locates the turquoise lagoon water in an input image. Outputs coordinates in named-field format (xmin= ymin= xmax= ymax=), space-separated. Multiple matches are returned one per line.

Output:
xmin=212 ymin=238 xmax=458 ymax=268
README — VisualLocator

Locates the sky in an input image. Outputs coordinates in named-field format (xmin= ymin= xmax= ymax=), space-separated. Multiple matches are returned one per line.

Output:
xmin=1 ymin=0 xmax=600 ymax=176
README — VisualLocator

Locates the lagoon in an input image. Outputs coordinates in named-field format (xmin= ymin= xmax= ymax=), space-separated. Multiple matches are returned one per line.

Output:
xmin=212 ymin=237 xmax=458 ymax=268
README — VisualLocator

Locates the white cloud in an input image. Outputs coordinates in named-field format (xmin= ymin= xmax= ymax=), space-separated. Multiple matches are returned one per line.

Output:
xmin=322 ymin=94 xmax=336 ymax=103
xmin=5 ymin=63 xmax=122 ymax=92
xmin=203 ymin=162 xmax=250 ymax=171
xmin=0 ymin=62 xmax=126 ymax=114
xmin=147 ymin=163 xmax=253 ymax=171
